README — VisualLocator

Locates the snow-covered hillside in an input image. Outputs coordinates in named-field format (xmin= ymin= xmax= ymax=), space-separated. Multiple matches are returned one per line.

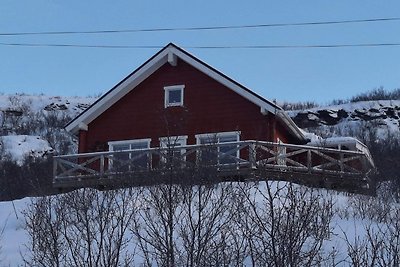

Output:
xmin=0 ymin=94 xmax=399 ymax=266
xmin=0 ymin=94 xmax=97 ymax=163
xmin=1 ymin=135 xmax=53 ymax=165
xmin=2 ymin=94 xmax=399 ymax=161
xmin=0 ymin=182 xmax=399 ymax=266
xmin=288 ymin=100 xmax=400 ymax=140
xmin=0 ymin=94 xmax=95 ymax=116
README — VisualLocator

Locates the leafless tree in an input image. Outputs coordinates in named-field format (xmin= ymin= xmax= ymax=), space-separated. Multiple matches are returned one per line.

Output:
xmin=177 ymin=182 xmax=237 ymax=266
xmin=23 ymin=188 xmax=139 ymax=267
xmin=342 ymin=191 xmax=400 ymax=267
xmin=131 ymin=182 xmax=183 ymax=267
xmin=234 ymin=181 xmax=334 ymax=267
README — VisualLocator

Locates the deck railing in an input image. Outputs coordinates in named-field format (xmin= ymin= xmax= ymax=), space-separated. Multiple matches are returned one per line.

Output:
xmin=53 ymin=140 xmax=375 ymax=188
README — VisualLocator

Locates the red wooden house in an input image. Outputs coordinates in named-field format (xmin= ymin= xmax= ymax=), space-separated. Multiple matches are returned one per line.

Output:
xmin=56 ymin=43 xmax=374 ymax=191
xmin=66 ymin=43 xmax=306 ymax=153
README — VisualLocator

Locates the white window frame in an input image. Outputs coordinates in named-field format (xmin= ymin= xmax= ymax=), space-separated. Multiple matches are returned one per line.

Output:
xmin=164 ymin=85 xmax=184 ymax=108
xmin=195 ymin=131 xmax=241 ymax=165
xmin=108 ymin=138 xmax=151 ymax=151
xmin=195 ymin=131 xmax=240 ymax=144
xmin=108 ymin=138 xmax=151 ymax=169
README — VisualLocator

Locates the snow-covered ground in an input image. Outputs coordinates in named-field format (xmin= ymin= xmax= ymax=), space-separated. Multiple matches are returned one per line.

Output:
xmin=0 ymin=198 xmax=30 ymax=265
xmin=0 ymin=95 xmax=399 ymax=265
xmin=0 ymin=94 xmax=98 ymax=163
xmin=0 ymin=135 xmax=53 ymax=165
xmin=0 ymin=94 xmax=96 ymax=116
xmin=0 ymin=184 xmax=397 ymax=266
xmin=289 ymin=100 xmax=400 ymax=140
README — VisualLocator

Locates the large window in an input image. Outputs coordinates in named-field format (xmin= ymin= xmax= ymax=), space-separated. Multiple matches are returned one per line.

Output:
xmin=164 ymin=85 xmax=184 ymax=108
xmin=196 ymin=131 xmax=240 ymax=166
xmin=108 ymin=138 xmax=151 ymax=171
xmin=159 ymin=136 xmax=187 ymax=167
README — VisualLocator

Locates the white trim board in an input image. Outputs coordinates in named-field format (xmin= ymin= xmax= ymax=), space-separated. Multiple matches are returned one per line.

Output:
xmin=65 ymin=43 xmax=306 ymax=143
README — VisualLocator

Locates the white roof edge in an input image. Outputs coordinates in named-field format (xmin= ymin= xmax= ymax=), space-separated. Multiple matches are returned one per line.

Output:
xmin=276 ymin=111 xmax=307 ymax=142
xmin=67 ymin=43 xmax=283 ymax=134
xmin=66 ymin=48 xmax=171 ymax=134
xmin=170 ymin=47 xmax=278 ymax=114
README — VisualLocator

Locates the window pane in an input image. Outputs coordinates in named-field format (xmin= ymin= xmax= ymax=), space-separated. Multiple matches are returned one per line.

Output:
xmin=168 ymin=89 xmax=181 ymax=104
xmin=113 ymin=144 xmax=130 ymax=151
xmin=130 ymin=142 xmax=148 ymax=149
xmin=198 ymin=137 xmax=217 ymax=165
xmin=113 ymin=145 xmax=130 ymax=171
xmin=219 ymin=144 xmax=237 ymax=165
xmin=219 ymin=134 xmax=238 ymax=165
xmin=129 ymin=142 xmax=149 ymax=169
xmin=219 ymin=135 xmax=237 ymax=143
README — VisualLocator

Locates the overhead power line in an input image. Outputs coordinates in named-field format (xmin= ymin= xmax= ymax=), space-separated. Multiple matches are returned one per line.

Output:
xmin=0 ymin=42 xmax=400 ymax=49
xmin=0 ymin=17 xmax=399 ymax=36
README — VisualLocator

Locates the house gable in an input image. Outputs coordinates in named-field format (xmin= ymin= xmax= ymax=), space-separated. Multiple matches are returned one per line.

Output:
xmin=66 ymin=43 xmax=306 ymax=143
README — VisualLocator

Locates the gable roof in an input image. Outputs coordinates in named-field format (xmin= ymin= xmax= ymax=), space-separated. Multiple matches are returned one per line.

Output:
xmin=66 ymin=43 xmax=306 ymax=143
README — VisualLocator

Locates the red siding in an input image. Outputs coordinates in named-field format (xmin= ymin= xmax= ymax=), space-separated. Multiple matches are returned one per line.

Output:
xmin=84 ymin=59 xmax=287 ymax=152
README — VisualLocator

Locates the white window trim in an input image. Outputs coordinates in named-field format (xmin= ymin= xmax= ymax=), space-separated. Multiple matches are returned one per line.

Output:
xmin=164 ymin=85 xmax=185 ymax=108
xmin=195 ymin=131 xmax=241 ymax=144
xmin=108 ymin=138 xmax=151 ymax=151
xmin=108 ymin=138 xmax=152 ymax=170
xmin=195 ymin=131 xmax=241 ymax=166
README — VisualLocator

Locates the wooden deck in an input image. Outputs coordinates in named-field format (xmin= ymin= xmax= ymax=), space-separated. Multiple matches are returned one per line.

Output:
xmin=53 ymin=140 xmax=375 ymax=193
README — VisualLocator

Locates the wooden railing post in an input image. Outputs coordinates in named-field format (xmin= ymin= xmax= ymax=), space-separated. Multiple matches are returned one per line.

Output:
xmin=249 ymin=142 xmax=256 ymax=169
xmin=100 ymin=154 xmax=105 ymax=177
xmin=53 ymin=140 xmax=374 ymax=189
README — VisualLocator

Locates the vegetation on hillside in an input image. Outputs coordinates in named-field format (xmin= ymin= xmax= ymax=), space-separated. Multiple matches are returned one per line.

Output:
xmin=0 ymin=91 xmax=400 ymax=266
xmin=282 ymin=87 xmax=400 ymax=110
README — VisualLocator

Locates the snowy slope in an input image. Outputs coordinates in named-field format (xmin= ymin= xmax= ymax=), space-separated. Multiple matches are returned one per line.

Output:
xmin=0 ymin=198 xmax=30 ymax=265
xmin=0 ymin=94 xmax=96 ymax=116
xmin=0 ymin=95 xmax=399 ymax=265
xmin=288 ymin=100 xmax=400 ymax=140
xmin=0 ymin=184 xmax=397 ymax=266
xmin=1 ymin=135 xmax=54 ymax=165
xmin=0 ymin=94 xmax=97 ymax=163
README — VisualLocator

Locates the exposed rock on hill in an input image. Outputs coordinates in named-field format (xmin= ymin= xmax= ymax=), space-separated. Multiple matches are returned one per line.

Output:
xmin=288 ymin=100 xmax=400 ymax=139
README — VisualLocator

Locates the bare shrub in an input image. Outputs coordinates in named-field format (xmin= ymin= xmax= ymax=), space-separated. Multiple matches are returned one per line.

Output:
xmin=234 ymin=181 xmax=334 ymax=267
xmin=340 ymin=185 xmax=400 ymax=266
xmin=342 ymin=208 xmax=400 ymax=267
xmin=23 ymin=188 xmax=139 ymax=267
xmin=177 ymin=183 xmax=237 ymax=266
xmin=131 ymin=183 xmax=183 ymax=267
xmin=350 ymin=87 xmax=400 ymax=102
xmin=281 ymin=101 xmax=319 ymax=111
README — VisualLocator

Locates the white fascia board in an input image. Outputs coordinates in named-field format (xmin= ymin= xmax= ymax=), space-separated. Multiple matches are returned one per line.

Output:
xmin=66 ymin=49 xmax=170 ymax=134
xmin=66 ymin=44 xmax=278 ymax=134
xmin=171 ymin=48 xmax=278 ymax=115
xmin=276 ymin=111 xmax=306 ymax=142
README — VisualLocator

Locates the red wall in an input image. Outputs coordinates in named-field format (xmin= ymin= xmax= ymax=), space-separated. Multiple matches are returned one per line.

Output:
xmin=83 ymin=59 xmax=291 ymax=152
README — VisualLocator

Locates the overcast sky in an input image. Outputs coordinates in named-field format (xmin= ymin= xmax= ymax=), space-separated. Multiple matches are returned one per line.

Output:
xmin=1 ymin=1 xmax=399 ymax=103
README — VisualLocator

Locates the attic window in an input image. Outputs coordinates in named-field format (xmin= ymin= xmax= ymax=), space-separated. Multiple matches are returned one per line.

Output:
xmin=164 ymin=85 xmax=184 ymax=108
